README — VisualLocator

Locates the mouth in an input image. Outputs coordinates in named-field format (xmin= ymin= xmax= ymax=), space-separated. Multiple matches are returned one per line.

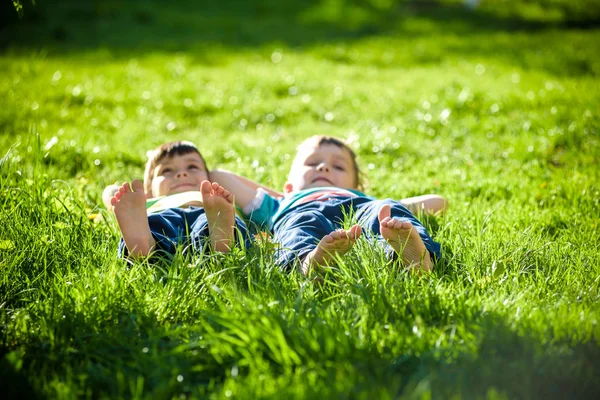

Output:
xmin=311 ymin=177 xmax=334 ymax=185
xmin=171 ymin=183 xmax=197 ymax=191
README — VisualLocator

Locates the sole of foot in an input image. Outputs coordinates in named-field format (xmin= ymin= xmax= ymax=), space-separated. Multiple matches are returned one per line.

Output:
xmin=378 ymin=204 xmax=432 ymax=272
xmin=112 ymin=179 xmax=155 ymax=258
xmin=201 ymin=180 xmax=236 ymax=253
xmin=301 ymin=224 xmax=362 ymax=276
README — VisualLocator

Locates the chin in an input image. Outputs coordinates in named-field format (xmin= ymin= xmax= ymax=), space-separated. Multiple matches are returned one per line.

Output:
xmin=171 ymin=186 xmax=199 ymax=194
xmin=308 ymin=182 xmax=333 ymax=189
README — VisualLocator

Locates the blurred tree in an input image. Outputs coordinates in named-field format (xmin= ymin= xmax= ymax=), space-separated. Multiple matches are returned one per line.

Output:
xmin=476 ymin=0 xmax=600 ymax=24
xmin=11 ymin=1 xmax=31 ymax=18
xmin=1 ymin=1 xmax=19 ymax=32
xmin=9 ymin=0 xmax=35 ymax=16
xmin=1 ymin=0 xmax=35 ymax=43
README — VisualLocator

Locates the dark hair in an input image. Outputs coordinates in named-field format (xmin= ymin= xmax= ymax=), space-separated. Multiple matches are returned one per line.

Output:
xmin=295 ymin=135 xmax=362 ymax=189
xmin=143 ymin=141 xmax=208 ymax=195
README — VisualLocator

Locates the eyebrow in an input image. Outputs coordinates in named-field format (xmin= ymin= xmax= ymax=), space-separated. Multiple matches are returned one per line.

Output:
xmin=183 ymin=157 xmax=204 ymax=165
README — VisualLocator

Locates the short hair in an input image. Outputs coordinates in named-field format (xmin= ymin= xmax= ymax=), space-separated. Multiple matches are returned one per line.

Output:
xmin=143 ymin=141 xmax=207 ymax=196
xmin=293 ymin=135 xmax=362 ymax=189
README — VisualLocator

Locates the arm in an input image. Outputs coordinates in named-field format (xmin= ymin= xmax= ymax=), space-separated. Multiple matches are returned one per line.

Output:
xmin=209 ymin=169 xmax=282 ymax=210
xmin=400 ymin=194 xmax=448 ymax=215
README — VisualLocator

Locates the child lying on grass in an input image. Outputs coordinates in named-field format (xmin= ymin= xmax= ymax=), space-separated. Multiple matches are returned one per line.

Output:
xmin=105 ymin=141 xmax=251 ymax=259
xmin=211 ymin=136 xmax=443 ymax=275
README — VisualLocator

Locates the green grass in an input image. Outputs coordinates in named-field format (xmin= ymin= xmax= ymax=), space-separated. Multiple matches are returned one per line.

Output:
xmin=1 ymin=0 xmax=599 ymax=398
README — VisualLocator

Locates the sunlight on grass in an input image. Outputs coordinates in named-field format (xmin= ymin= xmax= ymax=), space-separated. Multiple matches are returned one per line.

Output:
xmin=1 ymin=0 xmax=599 ymax=398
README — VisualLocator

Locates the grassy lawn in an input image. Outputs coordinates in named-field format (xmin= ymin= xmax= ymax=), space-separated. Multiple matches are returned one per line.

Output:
xmin=1 ymin=0 xmax=599 ymax=398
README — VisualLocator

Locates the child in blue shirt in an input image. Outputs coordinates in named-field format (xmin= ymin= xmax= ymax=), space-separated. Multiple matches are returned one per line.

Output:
xmin=211 ymin=136 xmax=443 ymax=275
xmin=106 ymin=141 xmax=250 ymax=259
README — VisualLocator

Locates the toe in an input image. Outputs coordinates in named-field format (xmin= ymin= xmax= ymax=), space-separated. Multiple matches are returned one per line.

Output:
xmin=390 ymin=217 xmax=410 ymax=230
xmin=378 ymin=204 xmax=391 ymax=223
xmin=131 ymin=179 xmax=144 ymax=193
xmin=201 ymin=180 xmax=212 ymax=194
xmin=386 ymin=218 xmax=399 ymax=229
xmin=351 ymin=225 xmax=362 ymax=239
xmin=322 ymin=234 xmax=334 ymax=243
xmin=380 ymin=216 xmax=392 ymax=226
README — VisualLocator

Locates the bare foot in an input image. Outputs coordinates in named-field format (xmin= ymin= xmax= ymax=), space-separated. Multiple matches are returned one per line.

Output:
xmin=111 ymin=180 xmax=155 ymax=258
xmin=378 ymin=204 xmax=432 ymax=272
xmin=201 ymin=180 xmax=236 ymax=253
xmin=301 ymin=225 xmax=362 ymax=276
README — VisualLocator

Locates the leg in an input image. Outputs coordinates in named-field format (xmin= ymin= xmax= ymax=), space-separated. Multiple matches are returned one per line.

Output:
xmin=378 ymin=204 xmax=432 ymax=271
xmin=355 ymin=199 xmax=441 ymax=271
xmin=273 ymin=209 xmax=337 ymax=270
xmin=189 ymin=212 xmax=252 ymax=253
xmin=201 ymin=180 xmax=236 ymax=253
xmin=111 ymin=180 xmax=155 ymax=258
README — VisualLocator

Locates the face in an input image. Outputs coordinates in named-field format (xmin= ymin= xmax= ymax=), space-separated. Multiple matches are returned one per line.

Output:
xmin=150 ymin=152 xmax=208 ymax=197
xmin=284 ymin=144 xmax=357 ymax=194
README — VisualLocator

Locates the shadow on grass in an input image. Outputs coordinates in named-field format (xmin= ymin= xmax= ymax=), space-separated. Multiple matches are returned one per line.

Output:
xmin=0 ymin=351 xmax=40 ymax=399
xmin=2 ymin=305 xmax=598 ymax=398
xmin=411 ymin=313 xmax=600 ymax=399
xmin=2 ymin=1 xmax=599 ymax=72
xmin=0 ymin=304 xmax=233 ymax=397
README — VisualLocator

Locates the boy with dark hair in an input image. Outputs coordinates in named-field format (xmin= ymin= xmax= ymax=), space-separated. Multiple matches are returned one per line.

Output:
xmin=108 ymin=141 xmax=250 ymax=259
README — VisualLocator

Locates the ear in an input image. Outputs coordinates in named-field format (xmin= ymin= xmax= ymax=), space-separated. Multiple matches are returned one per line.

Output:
xmin=284 ymin=182 xmax=294 ymax=194
xmin=146 ymin=192 xmax=152 ymax=199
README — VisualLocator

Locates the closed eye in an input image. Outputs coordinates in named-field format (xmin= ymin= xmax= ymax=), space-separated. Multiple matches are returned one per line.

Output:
xmin=189 ymin=163 xmax=206 ymax=171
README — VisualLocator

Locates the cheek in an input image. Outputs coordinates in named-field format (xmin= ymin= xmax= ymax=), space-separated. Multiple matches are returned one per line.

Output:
xmin=195 ymin=171 xmax=209 ymax=180
xmin=153 ymin=177 xmax=167 ymax=191
xmin=302 ymin=167 xmax=314 ymax=177
xmin=299 ymin=172 xmax=311 ymax=183
xmin=340 ymin=172 xmax=354 ymax=184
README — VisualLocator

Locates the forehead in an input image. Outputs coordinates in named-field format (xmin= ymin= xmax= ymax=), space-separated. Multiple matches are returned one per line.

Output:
xmin=299 ymin=143 xmax=353 ymax=162
xmin=155 ymin=152 xmax=205 ymax=167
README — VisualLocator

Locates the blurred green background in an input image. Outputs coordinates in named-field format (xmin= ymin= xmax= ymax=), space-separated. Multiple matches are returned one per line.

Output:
xmin=1 ymin=0 xmax=599 ymax=398
xmin=4 ymin=0 xmax=600 ymax=50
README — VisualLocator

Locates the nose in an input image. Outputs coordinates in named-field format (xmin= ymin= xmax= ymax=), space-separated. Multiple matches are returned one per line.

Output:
xmin=317 ymin=162 xmax=330 ymax=172
xmin=176 ymin=170 xmax=188 ymax=178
